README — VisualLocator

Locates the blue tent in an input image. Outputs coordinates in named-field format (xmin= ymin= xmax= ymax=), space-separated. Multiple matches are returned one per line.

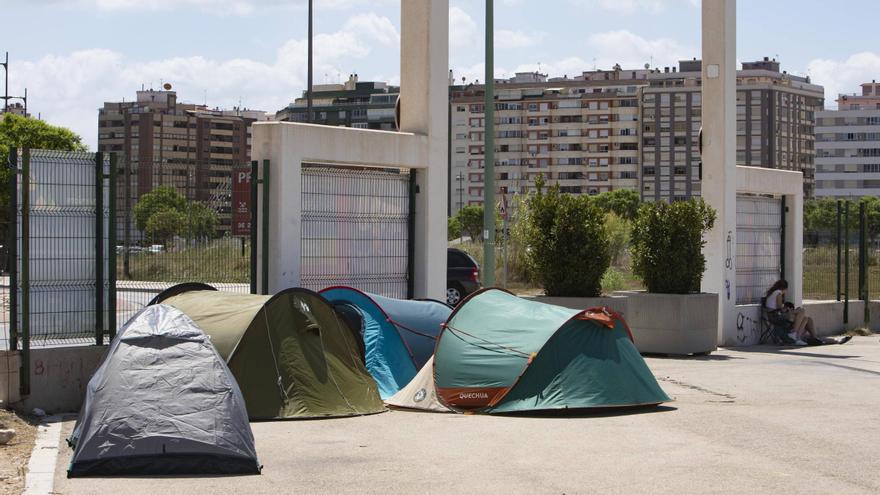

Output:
xmin=320 ymin=286 xmax=451 ymax=399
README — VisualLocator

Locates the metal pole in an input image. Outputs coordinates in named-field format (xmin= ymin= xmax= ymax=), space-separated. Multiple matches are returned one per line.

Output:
xmin=448 ymin=73 xmax=453 ymax=217
xmin=20 ymin=148 xmax=30 ymax=396
xmin=95 ymin=152 xmax=105 ymax=346
xmin=3 ymin=52 xmax=8 ymax=113
xmin=407 ymin=172 xmax=417 ymax=299
xmin=123 ymin=158 xmax=131 ymax=279
xmin=482 ymin=0 xmax=496 ymax=287
xmin=260 ymin=159 xmax=270 ymax=295
xmin=307 ymin=0 xmax=313 ymax=123
xmin=837 ymin=200 xmax=842 ymax=301
xmin=860 ymin=201 xmax=868 ymax=325
xmin=844 ymin=201 xmax=850 ymax=325
xmin=249 ymin=160 xmax=258 ymax=294
xmin=8 ymin=147 xmax=17 ymax=351
xmin=108 ymin=154 xmax=117 ymax=340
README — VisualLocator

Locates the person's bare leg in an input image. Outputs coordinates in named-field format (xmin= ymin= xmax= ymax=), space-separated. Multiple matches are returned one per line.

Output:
xmin=804 ymin=317 xmax=818 ymax=340
xmin=792 ymin=309 xmax=808 ymax=337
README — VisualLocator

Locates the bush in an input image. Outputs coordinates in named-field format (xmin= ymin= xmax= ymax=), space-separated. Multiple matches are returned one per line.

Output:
xmin=448 ymin=216 xmax=462 ymax=241
xmin=523 ymin=176 xmax=610 ymax=297
xmin=631 ymin=199 xmax=716 ymax=294
xmin=601 ymin=267 xmax=625 ymax=294
xmin=604 ymin=212 xmax=631 ymax=267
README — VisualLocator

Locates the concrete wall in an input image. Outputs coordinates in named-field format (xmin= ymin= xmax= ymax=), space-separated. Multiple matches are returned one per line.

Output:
xmin=730 ymin=300 xmax=879 ymax=346
xmin=8 ymin=346 xmax=107 ymax=414
xmin=0 ymin=351 xmax=22 ymax=406
xmin=251 ymin=0 xmax=449 ymax=300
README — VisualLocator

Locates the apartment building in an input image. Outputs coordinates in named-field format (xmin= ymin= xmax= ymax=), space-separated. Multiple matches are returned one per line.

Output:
xmin=275 ymin=74 xmax=398 ymax=131
xmin=815 ymin=81 xmax=880 ymax=198
xmin=640 ymin=58 xmax=824 ymax=201
xmin=97 ymin=89 xmax=269 ymax=235
xmin=450 ymin=68 xmax=651 ymax=214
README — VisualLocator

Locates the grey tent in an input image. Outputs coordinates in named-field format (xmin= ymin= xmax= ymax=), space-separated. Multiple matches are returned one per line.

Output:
xmin=67 ymin=305 xmax=261 ymax=477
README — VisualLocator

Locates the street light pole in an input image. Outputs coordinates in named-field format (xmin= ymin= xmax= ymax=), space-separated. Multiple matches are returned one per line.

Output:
xmin=307 ymin=0 xmax=314 ymax=123
xmin=482 ymin=0 xmax=496 ymax=286
xmin=2 ymin=52 xmax=8 ymax=113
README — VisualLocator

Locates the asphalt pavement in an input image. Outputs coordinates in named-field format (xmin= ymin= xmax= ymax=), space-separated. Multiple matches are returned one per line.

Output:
xmin=51 ymin=336 xmax=880 ymax=495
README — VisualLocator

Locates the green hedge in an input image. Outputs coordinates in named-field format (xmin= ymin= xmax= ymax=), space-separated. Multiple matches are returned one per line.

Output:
xmin=523 ymin=177 xmax=610 ymax=297
xmin=631 ymin=199 xmax=716 ymax=294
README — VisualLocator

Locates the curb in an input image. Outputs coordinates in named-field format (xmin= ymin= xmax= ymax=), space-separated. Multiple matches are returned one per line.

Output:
xmin=23 ymin=415 xmax=64 ymax=495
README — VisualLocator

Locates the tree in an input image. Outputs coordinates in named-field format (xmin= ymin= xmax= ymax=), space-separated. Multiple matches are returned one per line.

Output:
xmin=133 ymin=186 xmax=187 ymax=232
xmin=184 ymin=202 xmax=219 ymax=240
xmin=0 ymin=114 xmax=87 ymax=223
xmin=593 ymin=189 xmax=641 ymax=221
xmin=134 ymin=186 xmax=218 ymax=244
xmin=145 ymin=208 xmax=186 ymax=247
xmin=455 ymin=205 xmax=484 ymax=243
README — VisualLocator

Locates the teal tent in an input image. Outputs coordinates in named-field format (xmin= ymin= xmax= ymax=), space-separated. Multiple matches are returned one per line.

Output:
xmin=432 ymin=289 xmax=670 ymax=413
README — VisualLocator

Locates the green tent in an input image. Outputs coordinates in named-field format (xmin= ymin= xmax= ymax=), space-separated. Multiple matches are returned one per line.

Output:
xmin=153 ymin=286 xmax=385 ymax=420
xmin=434 ymin=289 xmax=670 ymax=413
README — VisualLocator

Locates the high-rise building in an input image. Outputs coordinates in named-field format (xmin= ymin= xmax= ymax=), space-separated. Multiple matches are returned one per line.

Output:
xmin=275 ymin=74 xmax=399 ymax=130
xmin=640 ymin=58 xmax=824 ymax=201
xmin=450 ymin=68 xmax=650 ymax=214
xmin=815 ymin=82 xmax=880 ymax=198
xmin=97 ymin=89 xmax=269 ymax=235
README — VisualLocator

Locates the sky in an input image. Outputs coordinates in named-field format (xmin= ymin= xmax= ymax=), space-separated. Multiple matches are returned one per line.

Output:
xmin=2 ymin=0 xmax=880 ymax=148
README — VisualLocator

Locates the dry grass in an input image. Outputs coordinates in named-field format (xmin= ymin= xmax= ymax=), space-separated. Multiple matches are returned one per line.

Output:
xmin=844 ymin=327 xmax=876 ymax=337
xmin=0 ymin=409 xmax=37 ymax=495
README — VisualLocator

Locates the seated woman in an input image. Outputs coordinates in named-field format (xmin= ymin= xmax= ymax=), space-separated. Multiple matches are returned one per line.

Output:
xmin=765 ymin=280 xmax=819 ymax=345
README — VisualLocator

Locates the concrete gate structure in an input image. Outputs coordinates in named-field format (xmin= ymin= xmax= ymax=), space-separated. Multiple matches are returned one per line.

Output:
xmin=701 ymin=0 xmax=804 ymax=346
xmin=251 ymin=1 xmax=448 ymax=300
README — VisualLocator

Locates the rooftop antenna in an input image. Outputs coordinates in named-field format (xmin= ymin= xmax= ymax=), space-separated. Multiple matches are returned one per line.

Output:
xmin=592 ymin=57 xmax=597 ymax=71
xmin=203 ymin=89 xmax=207 ymax=106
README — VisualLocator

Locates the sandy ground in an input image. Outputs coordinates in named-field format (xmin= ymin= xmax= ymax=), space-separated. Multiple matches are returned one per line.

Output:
xmin=0 ymin=410 xmax=36 ymax=495
xmin=47 ymin=336 xmax=880 ymax=495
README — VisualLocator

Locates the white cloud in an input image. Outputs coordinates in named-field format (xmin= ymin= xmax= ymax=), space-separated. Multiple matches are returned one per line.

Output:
xmin=80 ymin=0 xmax=396 ymax=15
xmin=807 ymin=52 xmax=880 ymax=108
xmin=569 ymin=0 xmax=699 ymax=15
xmin=496 ymin=29 xmax=545 ymax=49
xmin=13 ymin=13 xmax=398 ymax=148
xmin=587 ymin=30 xmax=695 ymax=69
xmin=450 ymin=6 xmax=479 ymax=50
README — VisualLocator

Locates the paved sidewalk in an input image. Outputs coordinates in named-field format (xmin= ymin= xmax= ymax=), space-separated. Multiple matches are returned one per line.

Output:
xmin=53 ymin=337 xmax=880 ymax=494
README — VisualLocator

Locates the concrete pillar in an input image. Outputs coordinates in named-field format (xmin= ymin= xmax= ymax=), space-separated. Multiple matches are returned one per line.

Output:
xmin=700 ymin=0 xmax=737 ymax=343
xmin=784 ymin=192 xmax=804 ymax=305
xmin=400 ymin=0 xmax=449 ymax=300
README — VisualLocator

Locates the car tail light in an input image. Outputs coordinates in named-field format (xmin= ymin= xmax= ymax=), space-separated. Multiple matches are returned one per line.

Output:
xmin=470 ymin=269 xmax=479 ymax=282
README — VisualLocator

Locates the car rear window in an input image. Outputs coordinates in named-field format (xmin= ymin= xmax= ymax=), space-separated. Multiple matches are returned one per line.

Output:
xmin=448 ymin=251 xmax=473 ymax=268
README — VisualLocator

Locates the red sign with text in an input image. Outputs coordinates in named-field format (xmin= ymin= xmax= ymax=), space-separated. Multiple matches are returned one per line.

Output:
xmin=231 ymin=166 xmax=252 ymax=236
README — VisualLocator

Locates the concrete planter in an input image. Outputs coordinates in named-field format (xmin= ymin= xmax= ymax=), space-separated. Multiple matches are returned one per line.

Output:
xmin=624 ymin=292 xmax=718 ymax=355
xmin=530 ymin=295 xmax=628 ymax=315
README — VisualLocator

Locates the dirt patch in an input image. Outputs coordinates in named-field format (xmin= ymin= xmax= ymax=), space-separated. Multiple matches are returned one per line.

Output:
xmin=0 ymin=409 xmax=37 ymax=495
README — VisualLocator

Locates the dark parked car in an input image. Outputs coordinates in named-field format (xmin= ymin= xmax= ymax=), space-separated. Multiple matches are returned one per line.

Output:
xmin=447 ymin=248 xmax=481 ymax=306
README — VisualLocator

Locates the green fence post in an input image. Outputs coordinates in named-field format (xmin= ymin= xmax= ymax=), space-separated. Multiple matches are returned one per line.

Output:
xmin=860 ymin=202 xmax=868 ymax=326
xmin=108 ymin=154 xmax=117 ymax=340
xmin=250 ymin=160 xmax=258 ymax=295
xmin=95 ymin=152 xmax=105 ymax=346
xmin=8 ymin=147 xmax=17 ymax=352
xmin=20 ymin=148 xmax=30 ymax=396
xmin=844 ymin=201 xmax=849 ymax=325
xmin=837 ymin=200 xmax=842 ymax=301
xmin=261 ymin=159 xmax=269 ymax=295
xmin=407 ymin=171 xmax=416 ymax=299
